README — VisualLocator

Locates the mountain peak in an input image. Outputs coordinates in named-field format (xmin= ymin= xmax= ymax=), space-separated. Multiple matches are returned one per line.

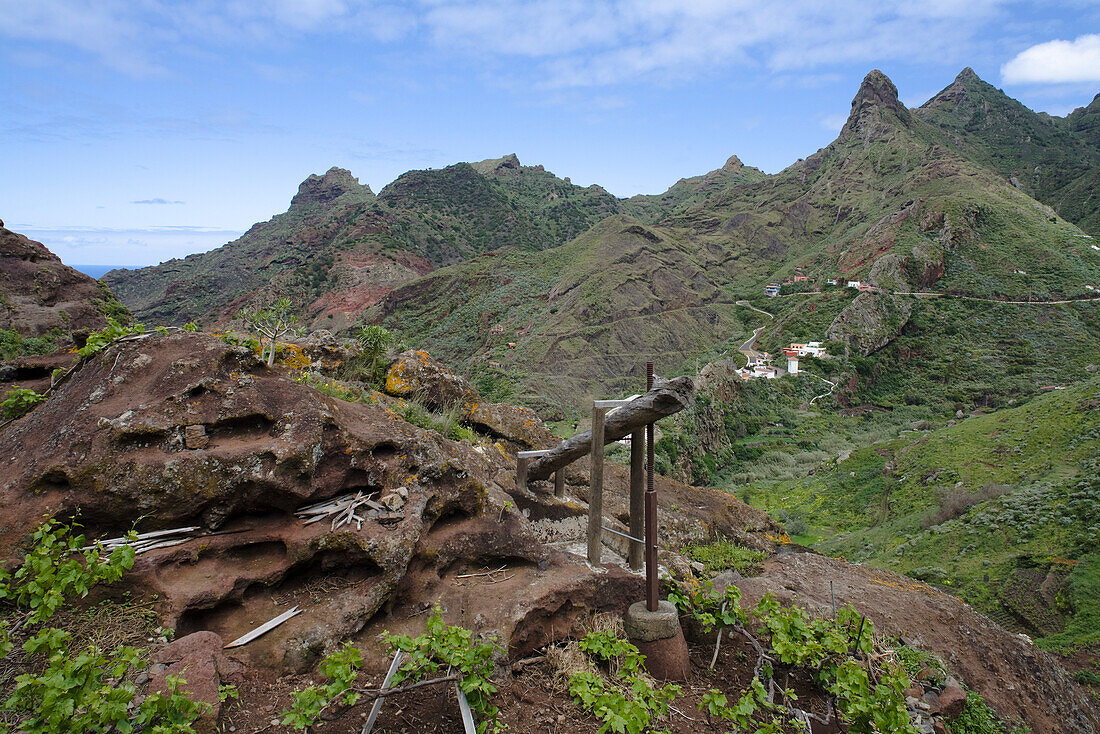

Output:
xmin=955 ymin=67 xmax=980 ymax=83
xmin=841 ymin=69 xmax=911 ymax=137
xmin=722 ymin=154 xmax=744 ymax=172
xmin=290 ymin=167 xmax=373 ymax=208
xmin=471 ymin=153 xmax=522 ymax=176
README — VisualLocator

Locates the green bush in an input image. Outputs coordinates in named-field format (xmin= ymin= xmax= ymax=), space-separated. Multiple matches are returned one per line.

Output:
xmin=0 ymin=328 xmax=60 ymax=360
xmin=1 ymin=386 xmax=47 ymax=420
xmin=77 ymin=317 xmax=144 ymax=359
xmin=681 ymin=537 xmax=768 ymax=575
xmin=0 ymin=521 xmax=206 ymax=733
xmin=568 ymin=629 xmax=681 ymax=734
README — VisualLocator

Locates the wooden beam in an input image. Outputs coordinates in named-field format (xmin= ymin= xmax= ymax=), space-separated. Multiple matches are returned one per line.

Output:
xmin=629 ymin=429 xmax=645 ymax=570
xmin=526 ymin=376 xmax=695 ymax=482
xmin=588 ymin=405 xmax=606 ymax=565
xmin=553 ymin=469 xmax=566 ymax=498
xmin=516 ymin=455 xmax=529 ymax=492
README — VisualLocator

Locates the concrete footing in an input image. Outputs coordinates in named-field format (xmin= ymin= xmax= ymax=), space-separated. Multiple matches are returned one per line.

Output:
xmin=623 ymin=600 xmax=690 ymax=681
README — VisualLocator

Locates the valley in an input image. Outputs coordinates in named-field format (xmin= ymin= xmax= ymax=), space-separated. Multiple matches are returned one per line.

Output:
xmin=3 ymin=64 xmax=1099 ymax=734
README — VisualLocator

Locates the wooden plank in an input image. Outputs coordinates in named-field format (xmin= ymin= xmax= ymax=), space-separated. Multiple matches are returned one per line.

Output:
xmin=224 ymin=606 xmax=301 ymax=648
xmin=516 ymin=455 xmax=529 ymax=492
xmin=628 ymin=428 xmax=645 ymax=571
xmin=454 ymin=680 xmax=477 ymax=734
xmin=362 ymin=650 xmax=405 ymax=734
xmin=516 ymin=449 xmax=552 ymax=458
xmin=553 ymin=469 xmax=565 ymax=498
xmin=593 ymin=398 xmax=633 ymax=409
xmin=588 ymin=406 xmax=606 ymax=565
xmin=527 ymin=376 xmax=695 ymax=482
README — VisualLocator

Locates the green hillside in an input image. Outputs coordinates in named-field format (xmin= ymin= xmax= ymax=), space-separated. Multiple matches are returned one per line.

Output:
xmin=622 ymin=155 xmax=768 ymax=223
xmin=103 ymin=157 xmax=624 ymax=329
xmin=916 ymin=69 xmax=1100 ymax=236
xmin=372 ymin=70 xmax=1100 ymax=414
xmin=736 ymin=375 xmax=1100 ymax=653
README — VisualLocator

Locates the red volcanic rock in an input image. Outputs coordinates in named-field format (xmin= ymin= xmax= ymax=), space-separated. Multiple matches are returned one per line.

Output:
xmin=0 ymin=226 xmax=115 ymax=340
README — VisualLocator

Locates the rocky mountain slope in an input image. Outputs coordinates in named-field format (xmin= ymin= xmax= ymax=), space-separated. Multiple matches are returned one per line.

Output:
xmin=103 ymin=158 xmax=623 ymax=330
xmin=373 ymin=70 xmax=1100 ymax=411
xmin=1 ymin=330 xmax=1096 ymax=733
xmin=916 ymin=68 xmax=1100 ymax=235
xmin=0 ymin=225 xmax=124 ymax=347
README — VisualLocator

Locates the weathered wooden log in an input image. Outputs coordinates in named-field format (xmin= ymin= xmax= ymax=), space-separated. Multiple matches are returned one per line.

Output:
xmin=527 ymin=376 xmax=695 ymax=481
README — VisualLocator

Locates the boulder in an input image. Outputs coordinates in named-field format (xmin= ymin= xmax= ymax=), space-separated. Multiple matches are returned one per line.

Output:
xmin=148 ymin=631 xmax=242 ymax=734
xmin=383 ymin=349 xmax=478 ymax=409
xmin=940 ymin=677 xmax=967 ymax=719
xmin=464 ymin=401 xmax=558 ymax=450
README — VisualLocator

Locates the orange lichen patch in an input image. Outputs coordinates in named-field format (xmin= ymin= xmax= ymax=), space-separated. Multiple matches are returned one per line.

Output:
xmin=384 ymin=355 xmax=426 ymax=396
xmin=279 ymin=343 xmax=312 ymax=369
xmin=869 ymin=575 xmax=938 ymax=595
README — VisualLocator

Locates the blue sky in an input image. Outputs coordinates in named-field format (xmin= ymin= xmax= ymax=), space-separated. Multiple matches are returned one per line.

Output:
xmin=3 ymin=1 xmax=1099 ymax=267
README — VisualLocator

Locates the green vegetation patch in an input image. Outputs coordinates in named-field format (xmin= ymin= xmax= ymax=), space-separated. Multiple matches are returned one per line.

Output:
xmin=681 ymin=537 xmax=768 ymax=576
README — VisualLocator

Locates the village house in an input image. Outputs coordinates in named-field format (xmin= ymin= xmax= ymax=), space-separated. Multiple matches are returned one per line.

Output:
xmin=764 ymin=282 xmax=781 ymax=297
xmin=783 ymin=347 xmax=800 ymax=375
xmin=846 ymin=280 xmax=861 ymax=288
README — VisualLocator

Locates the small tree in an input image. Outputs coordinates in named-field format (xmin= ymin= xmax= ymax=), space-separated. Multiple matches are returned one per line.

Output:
xmin=239 ymin=298 xmax=299 ymax=366
xmin=356 ymin=325 xmax=396 ymax=376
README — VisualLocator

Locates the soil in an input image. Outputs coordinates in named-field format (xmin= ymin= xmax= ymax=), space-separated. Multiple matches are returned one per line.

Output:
xmin=211 ymin=633 xmax=843 ymax=734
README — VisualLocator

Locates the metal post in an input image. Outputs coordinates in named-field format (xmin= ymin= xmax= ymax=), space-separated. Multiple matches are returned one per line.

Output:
xmin=554 ymin=469 xmax=566 ymax=498
xmin=588 ymin=405 xmax=606 ymax=565
xmin=645 ymin=361 xmax=658 ymax=611
xmin=628 ymin=429 xmax=645 ymax=570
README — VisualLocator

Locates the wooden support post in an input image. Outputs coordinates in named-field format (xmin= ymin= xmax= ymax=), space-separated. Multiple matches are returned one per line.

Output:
xmin=554 ymin=469 xmax=566 ymax=498
xmin=588 ymin=405 xmax=606 ymax=566
xmin=629 ymin=429 xmax=645 ymax=571
xmin=516 ymin=455 xmax=529 ymax=492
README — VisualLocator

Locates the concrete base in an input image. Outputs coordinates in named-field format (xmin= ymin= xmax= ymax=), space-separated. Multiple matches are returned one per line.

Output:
xmin=623 ymin=600 xmax=690 ymax=681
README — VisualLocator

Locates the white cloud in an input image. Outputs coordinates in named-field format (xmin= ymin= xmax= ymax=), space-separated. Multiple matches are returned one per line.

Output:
xmin=0 ymin=0 xmax=1016 ymax=86
xmin=1002 ymin=34 xmax=1100 ymax=84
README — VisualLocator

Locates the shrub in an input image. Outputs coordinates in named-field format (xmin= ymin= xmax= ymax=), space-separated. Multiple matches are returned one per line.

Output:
xmin=0 ymin=520 xmax=206 ymax=733
xmin=923 ymin=483 xmax=1011 ymax=528
xmin=681 ymin=537 xmax=768 ymax=575
xmin=1 ymin=386 xmax=47 ymax=420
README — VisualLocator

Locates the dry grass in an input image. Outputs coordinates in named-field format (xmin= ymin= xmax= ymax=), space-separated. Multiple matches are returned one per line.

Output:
xmin=922 ymin=482 xmax=1010 ymax=528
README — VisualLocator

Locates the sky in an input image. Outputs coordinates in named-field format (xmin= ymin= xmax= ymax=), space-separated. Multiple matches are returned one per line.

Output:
xmin=2 ymin=1 xmax=1100 ymax=267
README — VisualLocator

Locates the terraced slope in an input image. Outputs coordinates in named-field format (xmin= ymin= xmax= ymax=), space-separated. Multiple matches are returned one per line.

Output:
xmin=373 ymin=70 xmax=1100 ymax=410
xmin=745 ymin=375 xmax=1100 ymax=649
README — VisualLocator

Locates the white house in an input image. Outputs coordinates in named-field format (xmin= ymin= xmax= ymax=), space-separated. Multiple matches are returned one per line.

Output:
xmin=799 ymin=341 xmax=826 ymax=358
xmin=783 ymin=348 xmax=800 ymax=375
xmin=847 ymin=280 xmax=861 ymax=288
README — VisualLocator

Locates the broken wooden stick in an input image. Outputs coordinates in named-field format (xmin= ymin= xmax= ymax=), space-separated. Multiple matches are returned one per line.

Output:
xmin=224 ymin=606 xmax=302 ymax=648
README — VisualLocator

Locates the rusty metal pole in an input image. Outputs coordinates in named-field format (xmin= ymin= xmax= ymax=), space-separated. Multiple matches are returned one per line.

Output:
xmin=628 ymin=429 xmax=645 ymax=570
xmin=645 ymin=361 xmax=659 ymax=611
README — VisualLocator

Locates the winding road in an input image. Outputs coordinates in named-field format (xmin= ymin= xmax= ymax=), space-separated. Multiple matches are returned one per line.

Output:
xmin=734 ymin=301 xmax=773 ymax=365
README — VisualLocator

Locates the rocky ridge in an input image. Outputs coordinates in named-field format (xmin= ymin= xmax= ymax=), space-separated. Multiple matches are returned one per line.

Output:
xmin=0 ymin=226 xmax=119 ymax=341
